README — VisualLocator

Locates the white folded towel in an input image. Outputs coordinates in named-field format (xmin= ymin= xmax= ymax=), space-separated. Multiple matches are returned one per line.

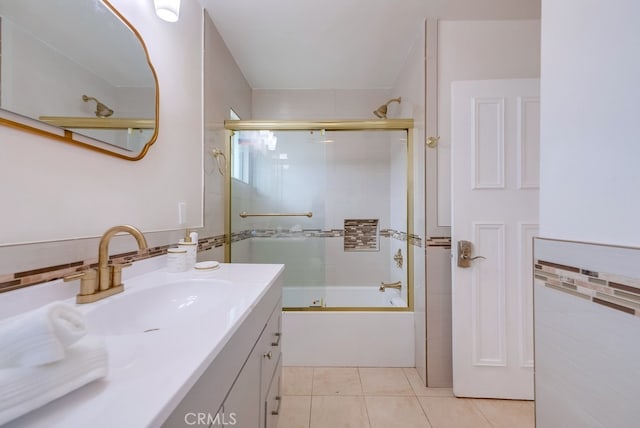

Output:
xmin=0 ymin=302 xmax=87 ymax=368
xmin=0 ymin=335 xmax=108 ymax=426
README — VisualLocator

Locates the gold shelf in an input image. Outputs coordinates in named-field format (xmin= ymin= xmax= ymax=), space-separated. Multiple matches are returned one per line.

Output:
xmin=39 ymin=116 xmax=155 ymax=129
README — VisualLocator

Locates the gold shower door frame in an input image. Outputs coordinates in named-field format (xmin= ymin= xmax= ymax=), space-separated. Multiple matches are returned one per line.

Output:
xmin=223 ymin=119 xmax=414 ymax=312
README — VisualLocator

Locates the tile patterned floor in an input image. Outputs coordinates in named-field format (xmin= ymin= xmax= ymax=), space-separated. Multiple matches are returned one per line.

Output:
xmin=277 ymin=367 xmax=535 ymax=428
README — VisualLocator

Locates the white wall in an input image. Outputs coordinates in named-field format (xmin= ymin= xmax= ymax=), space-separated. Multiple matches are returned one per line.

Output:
xmin=537 ymin=1 xmax=640 ymax=426
xmin=0 ymin=0 xmax=203 ymax=245
xmin=200 ymin=11 xmax=252 ymax=262
xmin=0 ymin=5 xmax=251 ymax=275
xmin=436 ymin=20 xmax=541 ymax=228
xmin=390 ymin=23 xmax=428 ymax=382
xmin=539 ymin=1 xmax=640 ymax=246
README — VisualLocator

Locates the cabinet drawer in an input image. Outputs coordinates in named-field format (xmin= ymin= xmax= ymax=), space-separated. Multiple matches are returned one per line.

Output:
xmin=265 ymin=357 xmax=282 ymax=428
xmin=260 ymin=304 xmax=282 ymax=398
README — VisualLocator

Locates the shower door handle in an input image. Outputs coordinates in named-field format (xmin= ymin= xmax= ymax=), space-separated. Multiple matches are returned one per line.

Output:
xmin=457 ymin=240 xmax=486 ymax=268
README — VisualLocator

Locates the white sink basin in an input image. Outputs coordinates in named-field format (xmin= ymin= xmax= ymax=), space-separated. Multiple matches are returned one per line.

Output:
xmin=85 ymin=279 xmax=234 ymax=335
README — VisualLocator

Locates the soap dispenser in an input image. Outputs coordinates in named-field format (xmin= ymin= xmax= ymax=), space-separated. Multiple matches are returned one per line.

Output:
xmin=178 ymin=229 xmax=197 ymax=269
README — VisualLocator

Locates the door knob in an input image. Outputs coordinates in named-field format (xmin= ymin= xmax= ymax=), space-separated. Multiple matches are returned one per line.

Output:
xmin=457 ymin=240 xmax=486 ymax=268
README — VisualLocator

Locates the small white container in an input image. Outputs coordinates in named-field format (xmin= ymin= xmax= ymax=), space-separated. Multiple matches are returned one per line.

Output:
xmin=167 ymin=247 xmax=188 ymax=272
xmin=178 ymin=240 xmax=197 ymax=270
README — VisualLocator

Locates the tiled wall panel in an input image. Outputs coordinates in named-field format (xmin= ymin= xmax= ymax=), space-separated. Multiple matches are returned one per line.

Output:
xmin=534 ymin=238 xmax=640 ymax=427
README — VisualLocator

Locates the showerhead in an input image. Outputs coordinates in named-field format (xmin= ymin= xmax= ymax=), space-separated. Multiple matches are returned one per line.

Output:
xmin=373 ymin=97 xmax=401 ymax=119
xmin=82 ymin=94 xmax=114 ymax=118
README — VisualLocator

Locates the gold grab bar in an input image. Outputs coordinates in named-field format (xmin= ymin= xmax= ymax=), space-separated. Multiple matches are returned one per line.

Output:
xmin=239 ymin=211 xmax=313 ymax=218
xmin=379 ymin=281 xmax=402 ymax=292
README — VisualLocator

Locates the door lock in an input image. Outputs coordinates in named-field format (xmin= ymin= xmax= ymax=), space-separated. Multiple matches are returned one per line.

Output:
xmin=457 ymin=240 xmax=486 ymax=268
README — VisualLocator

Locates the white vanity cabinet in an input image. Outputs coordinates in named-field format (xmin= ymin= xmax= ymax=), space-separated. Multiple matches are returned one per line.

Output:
xmin=223 ymin=304 xmax=282 ymax=428
xmin=162 ymin=276 xmax=282 ymax=428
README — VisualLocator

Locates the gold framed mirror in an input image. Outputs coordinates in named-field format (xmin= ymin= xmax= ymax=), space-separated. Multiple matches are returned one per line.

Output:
xmin=0 ymin=0 xmax=159 ymax=160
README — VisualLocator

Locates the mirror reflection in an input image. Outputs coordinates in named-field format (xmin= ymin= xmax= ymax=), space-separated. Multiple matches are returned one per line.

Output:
xmin=0 ymin=0 xmax=158 ymax=158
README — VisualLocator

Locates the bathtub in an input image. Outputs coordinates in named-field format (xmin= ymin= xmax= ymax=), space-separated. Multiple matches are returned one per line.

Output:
xmin=281 ymin=286 xmax=414 ymax=367
xmin=282 ymin=285 xmax=407 ymax=308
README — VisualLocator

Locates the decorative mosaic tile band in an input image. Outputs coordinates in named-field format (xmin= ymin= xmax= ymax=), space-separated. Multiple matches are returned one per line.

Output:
xmin=534 ymin=259 xmax=640 ymax=317
xmin=198 ymin=235 xmax=227 ymax=251
xmin=0 ymin=235 xmax=226 ymax=294
xmin=231 ymin=230 xmax=253 ymax=242
xmin=344 ymin=219 xmax=379 ymax=251
xmin=304 ymin=229 xmax=344 ymax=238
xmin=248 ymin=229 xmax=344 ymax=238
xmin=232 ymin=227 xmax=422 ymax=247
xmin=408 ymin=234 xmax=423 ymax=248
xmin=381 ymin=229 xmax=408 ymax=241
xmin=426 ymin=237 xmax=452 ymax=247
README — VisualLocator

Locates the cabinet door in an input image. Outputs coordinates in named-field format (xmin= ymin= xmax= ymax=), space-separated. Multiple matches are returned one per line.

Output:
xmin=265 ymin=357 xmax=282 ymax=428
xmin=261 ymin=308 xmax=282 ymax=399
xmin=224 ymin=350 xmax=261 ymax=427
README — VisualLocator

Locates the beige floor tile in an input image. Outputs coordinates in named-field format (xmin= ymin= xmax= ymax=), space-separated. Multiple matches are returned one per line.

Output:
xmin=277 ymin=396 xmax=312 ymax=428
xmin=282 ymin=367 xmax=314 ymax=395
xmin=418 ymin=397 xmax=491 ymax=428
xmin=358 ymin=368 xmax=414 ymax=396
xmin=472 ymin=399 xmax=535 ymax=428
xmin=365 ymin=396 xmax=432 ymax=428
xmin=403 ymin=368 xmax=454 ymax=397
xmin=310 ymin=396 xmax=370 ymax=428
xmin=312 ymin=367 xmax=363 ymax=396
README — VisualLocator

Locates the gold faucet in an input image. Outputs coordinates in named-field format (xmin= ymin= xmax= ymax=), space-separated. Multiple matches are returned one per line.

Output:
xmin=65 ymin=225 xmax=148 ymax=304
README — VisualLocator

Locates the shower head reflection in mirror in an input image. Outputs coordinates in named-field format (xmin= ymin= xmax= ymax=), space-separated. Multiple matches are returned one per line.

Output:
xmin=82 ymin=95 xmax=114 ymax=118
xmin=0 ymin=0 xmax=159 ymax=160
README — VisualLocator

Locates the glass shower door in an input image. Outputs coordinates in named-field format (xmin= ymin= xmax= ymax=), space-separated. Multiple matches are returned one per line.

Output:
xmin=228 ymin=126 xmax=410 ymax=309
xmin=230 ymin=130 xmax=328 ymax=307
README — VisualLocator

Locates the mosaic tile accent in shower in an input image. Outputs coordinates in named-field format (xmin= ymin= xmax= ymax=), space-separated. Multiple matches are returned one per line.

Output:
xmin=231 ymin=227 xmax=425 ymax=248
xmin=344 ymin=219 xmax=379 ymax=251
xmin=380 ymin=228 xmax=408 ymax=241
xmin=231 ymin=230 xmax=253 ymax=242
xmin=408 ymin=234 xmax=423 ymax=248
xmin=247 ymin=228 xmax=345 ymax=238
xmin=304 ymin=229 xmax=344 ymax=238
xmin=534 ymin=259 xmax=640 ymax=317
xmin=0 ymin=234 xmax=227 ymax=294
xmin=426 ymin=237 xmax=452 ymax=247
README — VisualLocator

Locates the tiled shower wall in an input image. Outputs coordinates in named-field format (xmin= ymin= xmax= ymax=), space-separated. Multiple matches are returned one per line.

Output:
xmin=534 ymin=238 xmax=640 ymax=427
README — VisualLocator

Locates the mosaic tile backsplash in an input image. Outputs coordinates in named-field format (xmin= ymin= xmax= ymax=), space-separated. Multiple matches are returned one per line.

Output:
xmin=0 ymin=235 xmax=227 ymax=294
xmin=2 ymin=225 xmax=432 ymax=294
xmin=534 ymin=259 xmax=640 ymax=316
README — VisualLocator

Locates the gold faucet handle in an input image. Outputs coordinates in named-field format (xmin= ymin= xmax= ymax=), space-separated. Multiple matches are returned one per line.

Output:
xmin=64 ymin=269 xmax=98 ymax=296
xmin=111 ymin=263 xmax=132 ymax=288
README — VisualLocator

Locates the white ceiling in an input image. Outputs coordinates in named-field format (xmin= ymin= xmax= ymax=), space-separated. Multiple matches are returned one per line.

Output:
xmin=201 ymin=0 xmax=540 ymax=90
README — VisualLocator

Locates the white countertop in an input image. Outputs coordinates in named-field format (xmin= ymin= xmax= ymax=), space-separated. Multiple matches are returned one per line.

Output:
xmin=1 ymin=261 xmax=284 ymax=428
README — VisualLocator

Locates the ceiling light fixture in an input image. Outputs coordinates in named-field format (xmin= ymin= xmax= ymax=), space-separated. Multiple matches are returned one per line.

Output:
xmin=154 ymin=0 xmax=181 ymax=22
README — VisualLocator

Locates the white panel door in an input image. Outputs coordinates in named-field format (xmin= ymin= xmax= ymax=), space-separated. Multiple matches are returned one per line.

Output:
xmin=451 ymin=79 xmax=539 ymax=399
